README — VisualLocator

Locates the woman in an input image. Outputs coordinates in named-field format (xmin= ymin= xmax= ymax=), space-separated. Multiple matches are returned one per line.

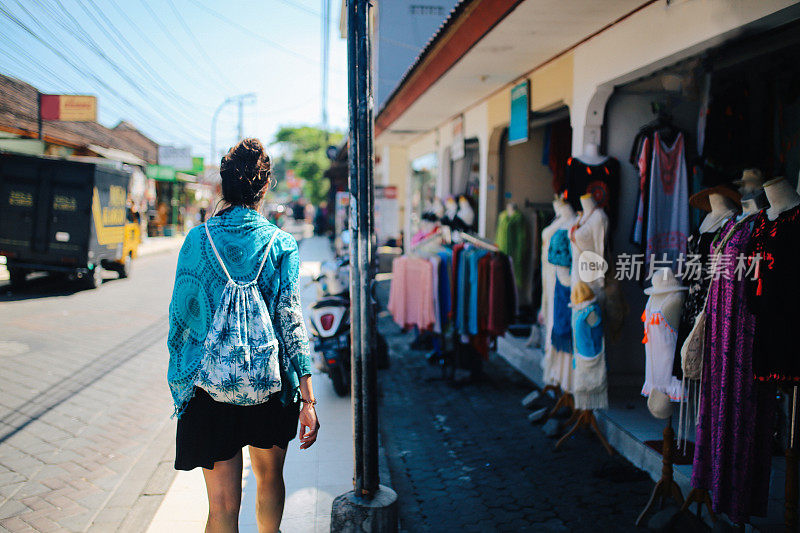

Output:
xmin=167 ymin=138 xmax=319 ymax=532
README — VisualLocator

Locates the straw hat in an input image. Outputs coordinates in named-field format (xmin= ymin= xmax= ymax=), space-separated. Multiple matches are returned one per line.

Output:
xmin=644 ymin=268 xmax=688 ymax=296
xmin=689 ymin=185 xmax=741 ymax=212
xmin=733 ymin=168 xmax=764 ymax=188
xmin=647 ymin=389 xmax=673 ymax=419
xmin=570 ymin=280 xmax=595 ymax=306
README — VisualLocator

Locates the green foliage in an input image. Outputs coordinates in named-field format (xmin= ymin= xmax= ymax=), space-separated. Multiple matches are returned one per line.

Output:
xmin=270 ymin=126 xmax=344 ymax=206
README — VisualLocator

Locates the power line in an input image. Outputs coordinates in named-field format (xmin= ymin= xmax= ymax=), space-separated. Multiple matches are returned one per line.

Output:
xmin=163 ymin=0 xmax=235 ymax=92
xmin=185 ymin=0 xmax=322 ymax=66
xmin=3 ymin=1 xmax=210 ymax=143
xmin=104 ymin=0 xmax=223 ymax=96
xmin=0 ymin=4 xmax=207 ymax=145
xmin=275 ymin=0 xmax=321 ymax=17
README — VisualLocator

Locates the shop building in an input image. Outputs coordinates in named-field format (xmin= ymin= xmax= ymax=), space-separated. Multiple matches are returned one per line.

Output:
xmin=378 ymin=0 xmax=800 ymax=527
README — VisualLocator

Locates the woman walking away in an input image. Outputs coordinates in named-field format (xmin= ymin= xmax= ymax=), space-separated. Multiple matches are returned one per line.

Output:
xmin=167 ymin=138 xmax=319 ymax=533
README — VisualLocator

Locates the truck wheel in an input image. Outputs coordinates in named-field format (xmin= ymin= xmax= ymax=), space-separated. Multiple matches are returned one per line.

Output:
xmin=331 ymin=365 xmax=349 ymax=396
xmin=84 ymin=265 xmax=103 ymax=289
xmin=8 ymin=268 xmax=26 ymax=289
xmin=119 ymin=254 xmax=132 ymax=279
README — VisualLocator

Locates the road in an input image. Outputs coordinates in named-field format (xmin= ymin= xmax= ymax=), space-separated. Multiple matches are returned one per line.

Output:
xmin=0 ymin=251 xmax=179 ymax=532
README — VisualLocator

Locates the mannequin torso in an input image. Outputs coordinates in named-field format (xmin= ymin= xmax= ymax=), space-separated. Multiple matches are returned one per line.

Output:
xmin=764 ymin=178 xmax=800 ymax=220
xmin=699 ymin=193 xmax=738 ymax=234
xmin=575 ymin=143 xmax=609 ymax=166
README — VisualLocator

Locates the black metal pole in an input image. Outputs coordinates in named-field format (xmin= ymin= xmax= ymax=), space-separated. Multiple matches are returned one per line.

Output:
xmin=357 ymin=0 xmax=379 ymax=497
xmin=346 ymin=0 xmax=364 ymax=497
xmin=347 ymin=0 xmax=378 ymax=499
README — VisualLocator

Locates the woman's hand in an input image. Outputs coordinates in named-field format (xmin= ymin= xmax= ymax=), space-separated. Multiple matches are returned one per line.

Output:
xmin=298 ymin=403 xmax=319 ymax=449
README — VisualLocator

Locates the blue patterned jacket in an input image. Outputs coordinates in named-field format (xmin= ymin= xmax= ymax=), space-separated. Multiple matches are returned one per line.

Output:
xmin=167 ymin=205 xmax=312 ymax=417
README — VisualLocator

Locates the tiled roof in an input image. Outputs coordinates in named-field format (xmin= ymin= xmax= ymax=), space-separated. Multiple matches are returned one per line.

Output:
xmin=0 ymin=73 xmax=159 ymax=164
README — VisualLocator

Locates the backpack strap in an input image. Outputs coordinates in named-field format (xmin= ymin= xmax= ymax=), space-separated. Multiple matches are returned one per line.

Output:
xmin=252 ymin=229 xmax=281 ymax=283
xmin=204 ymin=223 xmax=233 ymax=282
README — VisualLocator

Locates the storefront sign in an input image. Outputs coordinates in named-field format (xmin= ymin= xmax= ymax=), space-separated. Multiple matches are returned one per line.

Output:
xmin=158 ymin=145 xmax=193 ymax=170
xmin=509 ymin=80 xmax=529 ymax=145
xmin=146 ymin=164 xmax=176 ymax=181
xmin=451 ymin=115 xmax=465 ymax=161
xmin=40 ymin=94 xmax=97 ymax=122
xmin=375 ymin=186 xmax=400 ymax=245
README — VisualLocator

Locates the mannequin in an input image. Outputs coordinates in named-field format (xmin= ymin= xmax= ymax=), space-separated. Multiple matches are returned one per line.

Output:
xmin=698 ymin=193 xmax=738 ymax=234
xmin=444 ymin=197 xmax=458 ymax=221
xmin=763 ymin=177 xmax=800 ymax=221
xmin=432 ymin=197 xmax=445 ymax=220
xmin=505 ymin=202 xmax=517 ymax=216
xmin=642 ymin=268 xmax=686 ymax=401
xmin=741 ymin=195 xmax=766 ymax=216
xmin=534 ymin=195 xmax=577 ymax=396
xmin=579 ymin=193 xmax=597 ymax=220
xmin=576 ymin=143 xmax=609 ymax=166
xmin=457 ymin=195 xmax=475 ymax=227
xmin=734 ymin=168 xmax=764 ymax=198
xmin=570 ymin=193 xmax=608 ymax=298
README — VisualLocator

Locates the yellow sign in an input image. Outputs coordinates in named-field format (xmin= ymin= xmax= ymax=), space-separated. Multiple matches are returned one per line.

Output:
xmin=53 ymin=195 xmax=77 ymax=211
xmin=58 ymin=95 xmax=97 ymax=121
xmin=91 ymin=188 xmax=125 ymax=245
xmin=9 ymin=190 xmax=33 ymax=207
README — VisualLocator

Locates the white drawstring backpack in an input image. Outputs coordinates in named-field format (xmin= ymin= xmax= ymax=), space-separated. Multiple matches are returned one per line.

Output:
xmin=195 ymin=223 xmax=283 ymax=405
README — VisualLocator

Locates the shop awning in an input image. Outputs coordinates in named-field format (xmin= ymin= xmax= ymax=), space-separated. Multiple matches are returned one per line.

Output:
xmin=88 ymin=144 xmax=147 ymax=166
xmin=375 ymin=0 xmax=653 ymax=139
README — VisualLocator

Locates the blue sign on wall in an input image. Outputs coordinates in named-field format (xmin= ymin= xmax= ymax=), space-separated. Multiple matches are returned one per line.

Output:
xmin=509 ymin=80 xmax=530 ymax=145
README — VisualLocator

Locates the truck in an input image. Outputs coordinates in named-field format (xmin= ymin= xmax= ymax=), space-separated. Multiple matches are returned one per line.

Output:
xmin=0 ymin=152 xmax=141 ymax=289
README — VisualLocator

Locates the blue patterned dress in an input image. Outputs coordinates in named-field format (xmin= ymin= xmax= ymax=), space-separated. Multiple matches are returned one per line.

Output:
xmin=167 ymin=205 xmax=312 ymax=418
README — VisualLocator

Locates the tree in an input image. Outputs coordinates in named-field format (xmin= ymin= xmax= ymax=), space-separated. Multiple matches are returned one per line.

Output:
xmin=270 ymin=126 xmax=343 ymax=206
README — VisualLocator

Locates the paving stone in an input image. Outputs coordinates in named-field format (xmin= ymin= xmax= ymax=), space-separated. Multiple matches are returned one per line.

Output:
xmin=376 ymin=281 xmax=652 ymax=532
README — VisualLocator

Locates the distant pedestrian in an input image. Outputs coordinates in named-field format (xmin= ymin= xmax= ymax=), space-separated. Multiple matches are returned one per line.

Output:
xmin=167 ymin=138 xmax=319 ymax=533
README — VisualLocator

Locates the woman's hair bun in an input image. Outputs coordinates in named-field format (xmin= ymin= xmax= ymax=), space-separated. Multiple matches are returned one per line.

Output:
xmin=219 ymin=138 xmax=273 ymax=206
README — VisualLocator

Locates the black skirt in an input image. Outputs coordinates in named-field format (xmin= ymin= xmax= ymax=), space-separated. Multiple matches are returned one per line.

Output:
xmin=175 ymin=387 xmax=300 ymax=471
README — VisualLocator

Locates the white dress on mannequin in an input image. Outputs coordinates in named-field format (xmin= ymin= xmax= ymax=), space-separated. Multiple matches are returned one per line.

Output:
xmin=569 ymin=205 xmax=609 ymax=302
xmin=539 ymin=205 xmax=576 ymax=391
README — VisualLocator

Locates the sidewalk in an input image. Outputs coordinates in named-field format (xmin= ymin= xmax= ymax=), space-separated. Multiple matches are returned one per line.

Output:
xmin=146 ymin=236 xmax=355 ymax=533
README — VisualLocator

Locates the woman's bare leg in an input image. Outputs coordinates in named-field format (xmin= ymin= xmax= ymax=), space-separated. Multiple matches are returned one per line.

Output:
xmin=248 ymin=445 xmax=288 ymax=533
xmin=202 ymin=450 xmax=244 ymax=533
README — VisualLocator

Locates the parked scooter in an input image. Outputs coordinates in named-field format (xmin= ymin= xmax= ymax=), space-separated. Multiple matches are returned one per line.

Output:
xmin=307 ymin=256 xmax=389 ymax=396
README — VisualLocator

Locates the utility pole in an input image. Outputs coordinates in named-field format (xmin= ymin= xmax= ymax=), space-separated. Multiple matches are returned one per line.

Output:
xmin=331 ymin=1 xmax=397 ymax=528
xmin=321 ymin=0 xmax=330 ymax=132
xmin=209 ymin=93 xmax=256 ymax=162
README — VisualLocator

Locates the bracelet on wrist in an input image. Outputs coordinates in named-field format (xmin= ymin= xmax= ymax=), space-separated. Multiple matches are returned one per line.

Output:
xmin=301 ymin=398 xmax=317 ymax=406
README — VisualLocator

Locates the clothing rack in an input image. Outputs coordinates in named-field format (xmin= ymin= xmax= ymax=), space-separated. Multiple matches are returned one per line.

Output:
xmin=457 ymin=231 xmax=500 ymax=252
xmin=410 ymin=228 xmax=444 ymax=252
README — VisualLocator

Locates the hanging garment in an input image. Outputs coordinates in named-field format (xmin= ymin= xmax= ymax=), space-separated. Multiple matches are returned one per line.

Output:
xmin=645 ymin=132 xmax=689 ymax=271
xmin=564 ymin=157 xmax=620 ymax=229
xmin=673 ymin=229 xmax=721 ymax=379
xmin=388 ymin=256 xmax=436 ymax=331
xmin=548 ymin=119 xmax=573 ymax=193
xmin=571 ymin=298 xmax=608 ymax=410
xmin=437 ymin=250 xmax=453 ymax=324
xmin=486 ymin=254 xmax=515 ymax=336
xmin=496 ymin=210 xmax=530 ymax=289
xmin=428 ymin=255 xmax=442 ymax=334
xmin=691 ymin=216 xmax=776 ymax=524
xmin=551 ymin=277 xmax=573 ymax=354
xmin=456 ymin=247 xmax=471 ymax=334
xmin=748 ymin=204 xmax=800 ymax=382
xmin=631 ymin=136 xmax=652 ymax=246
xmin=468 ymin=249 xmax=490 ymax=335
xmin=641 ymin=297 xmax=683 ymax=400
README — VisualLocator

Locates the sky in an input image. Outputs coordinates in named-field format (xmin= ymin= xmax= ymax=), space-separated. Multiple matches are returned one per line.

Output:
xmin=0 ymin=0 xmax=349 ymax=162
